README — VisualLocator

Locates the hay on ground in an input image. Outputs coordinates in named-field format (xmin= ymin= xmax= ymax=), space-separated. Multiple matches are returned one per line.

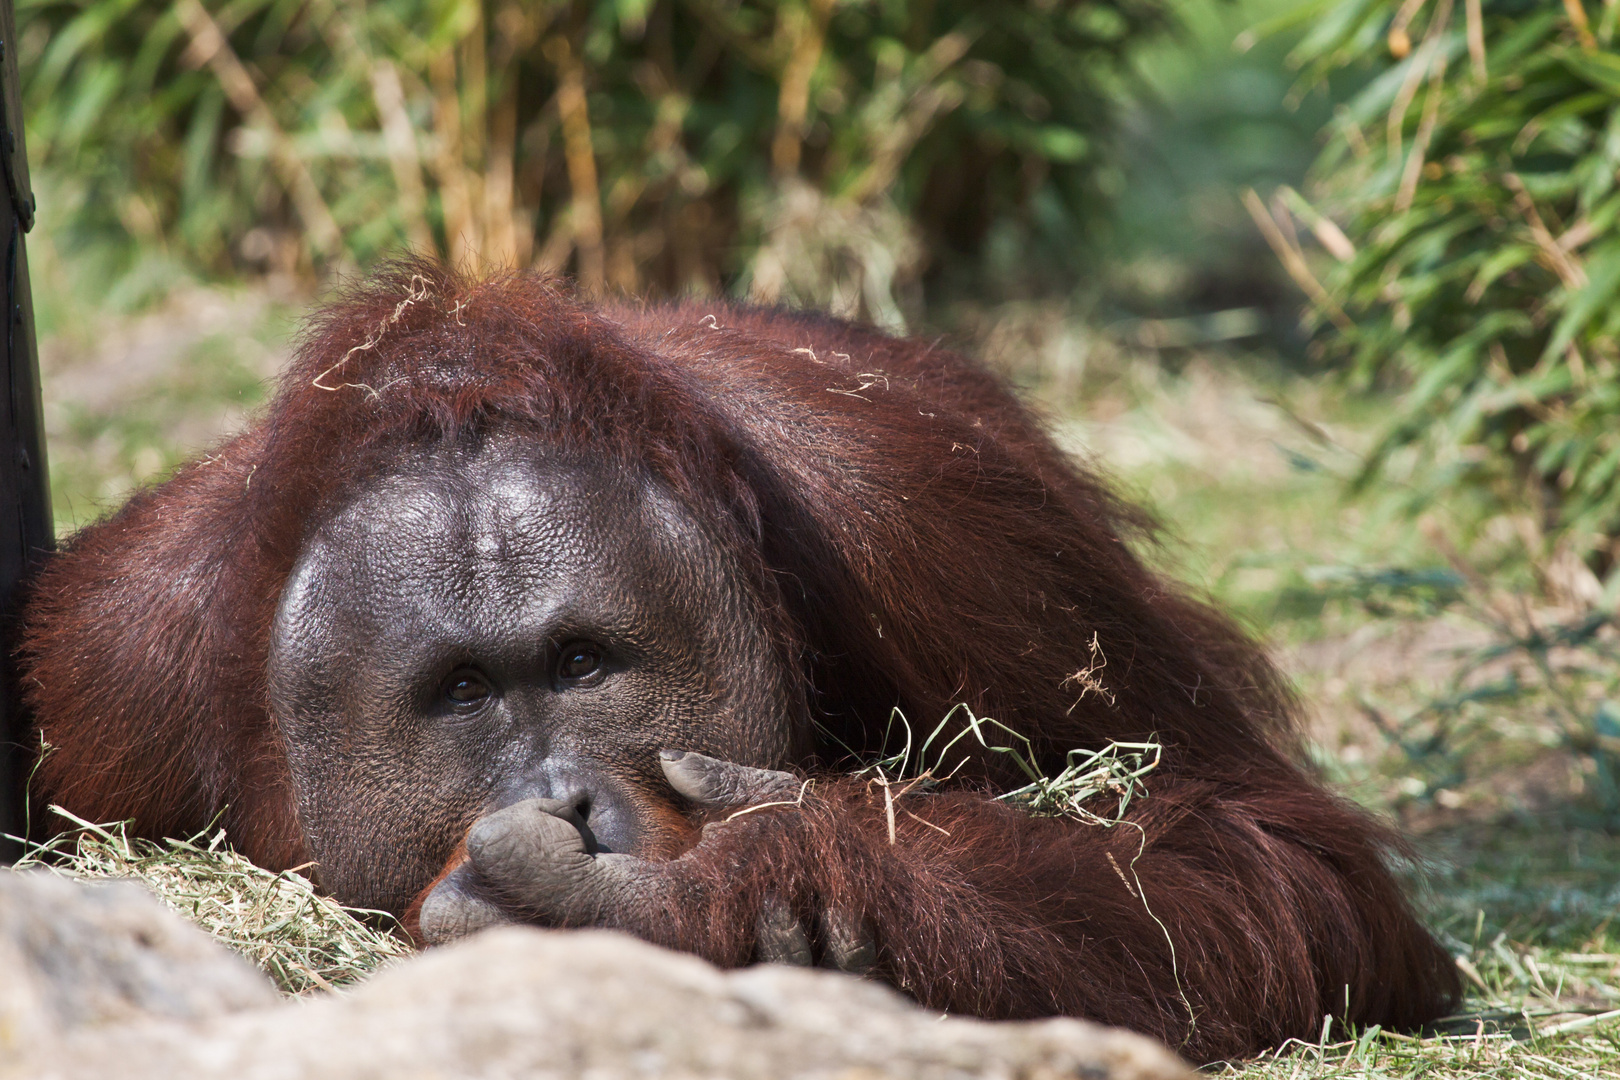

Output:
xmin=13 ymin=807 xmax=413 ymax=995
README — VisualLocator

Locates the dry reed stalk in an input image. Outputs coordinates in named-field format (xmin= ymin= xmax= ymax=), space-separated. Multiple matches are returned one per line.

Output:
xmin=484 ymin=79 xmax=521 ymax=268
xmin=846 ymin=31 xmax=972 ymax=205
xmin=1387 ymin=0 xmax=1450 ymax=156
xmin=1505 ymin=173 xmax=1588 ymax=289
xmin=1465 ymin=0 xmax=1487 ymax=83
xmin=1242 ymin=188 xmax=1354 ymax=332
xmin=431 ymin=49 xmax=480 ymax=268
xmin=1396 ymin=50 xmax=1449 ymax=212
xmin=548 ymin=33 xmax=605 ymax=295
xmin=1565 ymin=0 xmax=1597 ymax=50
xmin=370 ymin=60 xmax=437 ymax=257
xmin=1276 ymin=186 xmax=1356 ymax=261
xmin=461 ymin=2 xmax=488 ymax=177
xmin=175 ymin=0 xmax=343 ymax=258
xmin=308 ymin=0 xmax=435 ymax=257
xmin=1387 ymin=0 xmax=1428 ymax=59
xmin=771 ymin=0 xmax=835 ymax=177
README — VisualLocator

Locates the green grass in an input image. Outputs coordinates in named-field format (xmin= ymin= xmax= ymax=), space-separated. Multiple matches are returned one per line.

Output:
xmin=1039 ymin=356 xmax=1480 ymax=632
xmin=1221 ymin=1019 xmax=1620 ymax=1080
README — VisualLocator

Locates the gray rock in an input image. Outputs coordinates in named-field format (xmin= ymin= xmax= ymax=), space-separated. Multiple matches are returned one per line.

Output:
xmin=0 ymin=868 xmax=279 ymax=1055
xmin=5 ymin=925 xmax=1193 ymax=1080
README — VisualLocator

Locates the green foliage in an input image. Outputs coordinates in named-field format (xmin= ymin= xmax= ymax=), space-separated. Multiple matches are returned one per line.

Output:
xmin=1363 ymin=603 xmax=1620 ymax=826
xmin=19 ymin=0 xmax=1167 ymax=320
xmin=1276 ymin=0 xmax=1620 ymax=581
xmin=1109 ymin=0 xmax=1345 ymax=339
xmin=1219 ymin=822 xmax=1620 ymax=1078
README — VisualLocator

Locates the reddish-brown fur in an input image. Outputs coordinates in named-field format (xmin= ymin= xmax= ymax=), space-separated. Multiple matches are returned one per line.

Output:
xmin=20 ymin=263 xmax=1459 ymax=1061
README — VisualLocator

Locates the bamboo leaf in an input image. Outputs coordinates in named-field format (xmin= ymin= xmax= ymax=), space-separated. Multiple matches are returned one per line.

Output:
xmin=1543 ymin=240 xmax=1620 ymax=362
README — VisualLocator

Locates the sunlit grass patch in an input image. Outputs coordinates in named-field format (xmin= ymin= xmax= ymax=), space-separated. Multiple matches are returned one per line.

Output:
xmin=1220 ymin=1018 xmax=1620 ymax=1080
xmin=1221 ymin=913 xmax=1620 ymax=1078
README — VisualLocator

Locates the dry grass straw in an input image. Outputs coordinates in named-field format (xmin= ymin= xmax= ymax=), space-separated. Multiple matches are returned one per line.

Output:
xmin=1219 ymin=1009 xmax=1620 ymax=1080
xmin=839 ymin=705 xmax=1193 ymax=1033
xmin=843 ymin=702 xmax=1162 ymax=826
xmin=13 ymin=807 xmax=412 ymax=995
xmin=1220 ymin=1024 xmax=1620 ymax=1080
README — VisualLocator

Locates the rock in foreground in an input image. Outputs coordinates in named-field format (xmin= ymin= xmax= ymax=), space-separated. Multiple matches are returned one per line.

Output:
xmin=1 ymin=869 xmax=1193 ymax=1080
xmin=0 ymin=868 xmax=277 ymax=1047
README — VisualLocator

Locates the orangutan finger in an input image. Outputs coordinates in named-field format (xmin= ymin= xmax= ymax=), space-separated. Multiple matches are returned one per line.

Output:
xmin=756 ymin=895 xmax=813 ymax=966
xmin=463 ymin=798 xmax=647 ymax=924
xmin=659 ymin=749 xmax=803 ymax=807
xmin=417 ymin=862 xmax=513 ymax=945
xmin=818 ymin=907 xmax=876 ymax=976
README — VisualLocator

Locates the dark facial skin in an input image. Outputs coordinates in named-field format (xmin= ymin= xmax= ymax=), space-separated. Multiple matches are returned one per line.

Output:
xmin=266 ymin=437 xmax=797 ymax=915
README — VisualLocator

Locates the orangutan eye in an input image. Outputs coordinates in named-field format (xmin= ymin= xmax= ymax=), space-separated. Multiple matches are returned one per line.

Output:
xmin=556 ymin=642 xmax=604 ymax=683
xmin=443 ymin=671 xmax=492 ymax=707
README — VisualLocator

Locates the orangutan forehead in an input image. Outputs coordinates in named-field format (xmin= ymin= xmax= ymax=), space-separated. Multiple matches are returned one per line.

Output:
xmin=282 ymin=439 xmax=729 ymax=631
xmin=322 ymin=451 xmax=602 ymax=564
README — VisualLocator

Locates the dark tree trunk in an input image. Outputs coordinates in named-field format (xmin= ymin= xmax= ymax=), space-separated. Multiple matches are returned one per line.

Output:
xmin=0 ymin=0 xmax=52 ymax=863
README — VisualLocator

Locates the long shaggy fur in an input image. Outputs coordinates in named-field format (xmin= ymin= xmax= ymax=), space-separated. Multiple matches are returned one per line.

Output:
xmin=20 ymin=262 xmax=1459 ymax=1061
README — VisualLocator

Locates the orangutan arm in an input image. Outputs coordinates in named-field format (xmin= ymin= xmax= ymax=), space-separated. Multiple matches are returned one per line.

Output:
xmin=413 ymin=753 xmax=1459 ymax=1063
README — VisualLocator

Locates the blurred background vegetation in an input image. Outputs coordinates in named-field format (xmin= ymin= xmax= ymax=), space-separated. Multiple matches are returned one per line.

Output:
xmin=21 ymin=0 xmax=1171 ymax=313
xmin=21 ymin=0 xmax=1339 ymax=511
xmin=17 ymin=0 xmax=1620 ymax=1061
